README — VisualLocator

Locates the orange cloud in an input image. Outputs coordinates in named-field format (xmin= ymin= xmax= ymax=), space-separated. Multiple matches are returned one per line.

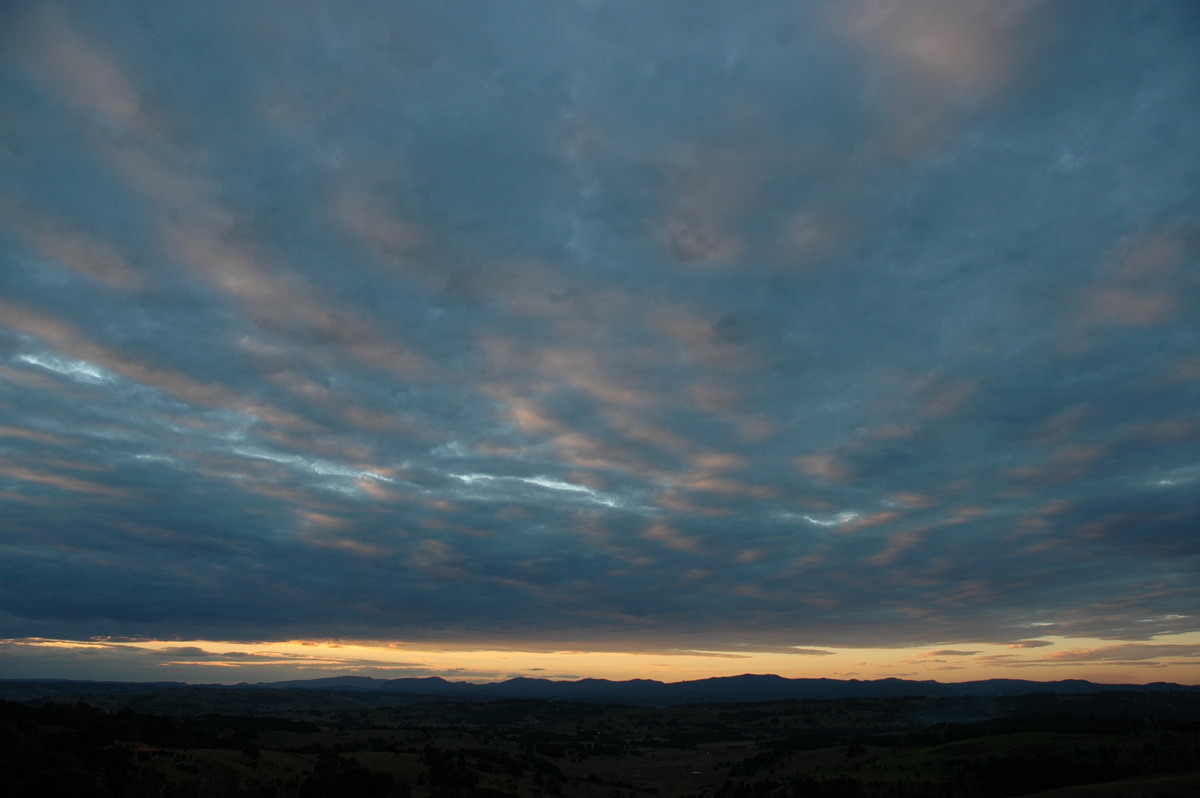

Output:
xmin=868 ymin=528 xmax=926 ymax=565
xmin=39 ymin=29 xmax=428 ymax=387
xmin=642 ymin=522 xmax=700 ymax=553
xmin=333 ymin=188 xmax=430 ymax=272
xmin=1134 ymin=417 xmax=1200 ymax=445
xmin=265 ymin=369 xmax=422 ymax=440
xmin=837 ymin=0 xmax=1040 ymax=154
xmin=1063 ymin=227 xmax=1194 ymax=350
xmin=795 ymin=453 xmax=852 ymax=483
xmin=921 ymin=378 xmax=977 ymax=418
xmin=0 ymin=458 xmax=128 ymax=499
xmin=165 ymin=223 xmax=426 ymax=376
xmin=655 ymin=490 xmax=733 ymax=517
xmin=1116 ymin=231 xmax=1188 ymax=280
xmin=932 ymin=580 xmax=996 ymax=607
xmin=410 ymin=539 xmax=469 ymax=579
xmin=944 ymin=505 xmax=986 ymax=525
xmin=1082 ymin=288 xmax=1176 ymax=327
xmin=888 ymin=492 xmax=934 ymax=509
xmin=0 ymin=199 xmax=143 ymax=289
xmin=734 ymin=549 xmax=763 ymax=564
xmin=484 ymin=381 xmax=666 ymax=480
xmin=660 ymin=150 xmax=754 ymax=265
xmin=536 ymin=348 xmax=659 ymax=409
xmin=1043 ymin=643 xmax=1200 ymax=663
xmin=1032 ymin=404 xmax=1094 ymax=443
xmin=1009 ymin=443 xmax=1109 ymax=487
xmin=691 ymin=452 xmax=747 ymax=472
xmin=653 ymin=306 xmax=751 ymax=369
xmin=0 ymin=424 xmax=75 ymax=446
xmin=1172 ymin=353 xmax=1200 ymax=381
xmin=295 ymin=511 xmax=389 ymax=557
xmin=672 ymin=473 xmax=778 ymax=500
xmin=837 ymin=510 xmax=903 ymax=535
xmin=26 ymin=4 xmax=154 ymax=133
xmin=776 ymin=209 xmax=849 ymax=267
xmin=0 ymin=299 xmax=309 ymax=428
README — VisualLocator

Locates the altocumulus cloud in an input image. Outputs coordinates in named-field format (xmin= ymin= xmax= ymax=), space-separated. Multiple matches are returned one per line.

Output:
xmin=1 ymin=0 xmax=1199 ymax=658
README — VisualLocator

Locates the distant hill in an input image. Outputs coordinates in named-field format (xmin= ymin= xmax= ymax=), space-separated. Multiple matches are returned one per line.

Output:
xmin=3 ymin=673 xmax=1196 ymax=707
xmin=238 ymin=673 xmax=1200 ymax=705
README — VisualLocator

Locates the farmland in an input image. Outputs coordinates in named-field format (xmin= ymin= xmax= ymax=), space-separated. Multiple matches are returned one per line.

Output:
xmin=3 ymin=686 xmax=1200 ymax=797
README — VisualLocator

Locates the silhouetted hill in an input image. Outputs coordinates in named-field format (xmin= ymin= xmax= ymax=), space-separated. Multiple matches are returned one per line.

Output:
xmin=235 ymin=675 xmax=385 ymax=691
xmin=256 ymin=673 xmax=1200 ymax=705
xmin=3 ymin=674 xmax=1197 ymax=707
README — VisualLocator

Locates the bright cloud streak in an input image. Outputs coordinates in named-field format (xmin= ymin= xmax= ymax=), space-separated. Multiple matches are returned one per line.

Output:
xmin=18 ymin=353 xmax=112 ymax=383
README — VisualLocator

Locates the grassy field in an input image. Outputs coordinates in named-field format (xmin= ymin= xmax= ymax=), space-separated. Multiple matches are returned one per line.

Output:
xmin=4 ymin=689 xmax=1200 ymax=797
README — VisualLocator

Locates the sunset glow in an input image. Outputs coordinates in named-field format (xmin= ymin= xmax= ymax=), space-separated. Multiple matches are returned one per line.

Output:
xmin=6 ymin=633 xmax=1200 ymax=687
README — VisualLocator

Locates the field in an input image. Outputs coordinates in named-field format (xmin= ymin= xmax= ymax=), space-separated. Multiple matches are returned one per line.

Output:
xmin=3 ymin=686 xmax=1200 ymax=797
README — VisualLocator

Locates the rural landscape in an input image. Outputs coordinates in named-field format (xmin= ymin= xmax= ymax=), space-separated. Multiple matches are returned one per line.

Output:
xmin=5 ymin=677 xmax=1200 ymax=798
xmin=4 ymin=5 xmax=1200 ymax=798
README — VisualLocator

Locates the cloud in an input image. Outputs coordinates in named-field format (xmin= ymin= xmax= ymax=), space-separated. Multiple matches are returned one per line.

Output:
xmin=0 ymin=0 xmax=1198 ymax=677
xmin=1043 ymin=644 xmax=1200 ymax=663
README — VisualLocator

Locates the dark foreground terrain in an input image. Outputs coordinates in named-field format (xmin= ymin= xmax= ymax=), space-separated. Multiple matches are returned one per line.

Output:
xmin=3 ymin=685 xmax=1200 ymax=798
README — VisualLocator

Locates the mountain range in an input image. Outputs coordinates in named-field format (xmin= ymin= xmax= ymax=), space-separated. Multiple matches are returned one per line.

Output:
xmin=227 ymin=673 xmax=1199 ymax=705
xmin=4 ymin=674 xmax=1197 ymax=707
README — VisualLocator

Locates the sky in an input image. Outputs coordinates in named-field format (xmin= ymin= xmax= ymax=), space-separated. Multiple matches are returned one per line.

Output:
xmin=1 ymin=0 xmax=1199 ymax=686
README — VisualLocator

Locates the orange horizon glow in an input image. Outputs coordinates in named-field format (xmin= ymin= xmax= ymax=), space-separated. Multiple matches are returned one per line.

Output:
xmin=5 ymin=632 xmax=1200 ymax=687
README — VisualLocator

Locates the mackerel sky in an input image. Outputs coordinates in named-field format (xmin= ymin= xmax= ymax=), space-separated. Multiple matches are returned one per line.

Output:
xmin=2 ymin=1 xmax=1200 ymax=682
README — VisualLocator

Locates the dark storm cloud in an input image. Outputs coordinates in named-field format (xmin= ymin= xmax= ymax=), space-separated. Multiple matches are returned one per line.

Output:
xmin=1 ymin=1 xmax=1199 ymax=654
